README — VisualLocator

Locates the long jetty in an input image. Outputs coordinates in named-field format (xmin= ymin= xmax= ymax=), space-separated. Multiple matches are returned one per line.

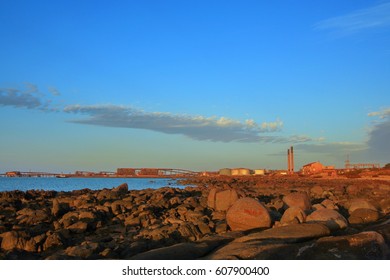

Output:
xmin=1 ymin=168 xmax=199 ymax=178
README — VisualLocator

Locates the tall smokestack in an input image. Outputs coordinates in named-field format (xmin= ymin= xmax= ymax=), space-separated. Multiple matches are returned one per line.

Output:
xmin=287 ymin=149 xmax=291 ymax=173
xmin=291 ymin=146 xmax=294 ymax=173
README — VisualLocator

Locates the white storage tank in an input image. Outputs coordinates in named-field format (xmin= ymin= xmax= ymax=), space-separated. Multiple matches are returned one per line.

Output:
xmin=254 ymin=169 xmax=265 ymax=175
xmin=238 ymin=168 xmax=251 ymax=176
xmin=219 ymin=168 xmax=232 ymax=176
xmin=231 ymin=168 xmax=251 ymax=176
xmin=231 ymin=169 xmax=240 ymax=176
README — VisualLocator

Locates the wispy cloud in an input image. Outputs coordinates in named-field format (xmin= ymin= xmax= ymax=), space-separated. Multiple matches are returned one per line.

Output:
xmin=24 ymin=82 xmax=39 ymax=94
xmin=64 ymin=104 xmax=308 ymax=143
xmin=314 ymin=2 xmax=390 ymax=35
xmin=48 ymin=86 xmax=61 ymax=96
xmin=295 ymin=142 xmax=367 ymax=155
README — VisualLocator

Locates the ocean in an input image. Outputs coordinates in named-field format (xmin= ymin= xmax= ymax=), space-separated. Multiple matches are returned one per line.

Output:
xmin=0 ymin=177 xmax=187 ymax=192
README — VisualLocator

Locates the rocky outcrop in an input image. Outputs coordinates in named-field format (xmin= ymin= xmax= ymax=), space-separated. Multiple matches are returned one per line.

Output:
xmin=1 ymin=176 xmax=390 ymax=260
xmin=296 ymin=231 xmax=388 ymax=259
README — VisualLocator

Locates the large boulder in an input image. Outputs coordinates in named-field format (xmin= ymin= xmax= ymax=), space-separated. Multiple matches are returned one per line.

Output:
xmin=297 ymin=231 xmax=388 ymax=260
xmin=178 ymin=222 xmax=203 ymax=241
xmin=206 ymin=224 xmax=331 ymax=260
xmin=346 ymin=185 xmax=361 ymax=196
xmin=207 ymin=189 xmax=238 ymax=211
xmin=59 ymin=211 xmax=79 ymax=228
xmin=306 ymin=209 xmax=348 ymax=231
xmin=130 ymin=237 xmax=233 ymax=260
xmin=283 ymin=192 xmax=311 ymax=211
xmin=65 ymin=241 xmax=101 ymax=259
xmin=321 ymin=199 xmax=339 ymax=210
xmin=43 ymin=232 xmax=65 ymax=251
xmin=235 ymin=223 xmax=331 ymax=243
xmin=1 ymin=231 xmax=27 ymax=251
xmin=310 ymin=186 xmax=324 ymax=198
xmin=380 ymin=198 xmax=390 ymax=214
xmin=16 ymin=208 xmax=50 ymax=226
xmin=226 ymin=198 xmax=272 ymax=231
xmin=0 ymin=231 xmax=36 ymax=252
xmin=112 ymin=183 xmax=129 ymax=196
xmin=67 ymin=221 xmax=89 ymax=234
xmin=110 ymin=200 xmax=133 ymax=216
xmin=280 ymin=207 xmax=306 ymax=225
xmin=207 ymin=189 xmax=217 ymax=209
xmin=348 ymin=199 xmax=377 ymax=214
xmin=349 ymin=208 xmax=380 ymax=225
xmin=52 ymin=199 xmax=70 ymax=218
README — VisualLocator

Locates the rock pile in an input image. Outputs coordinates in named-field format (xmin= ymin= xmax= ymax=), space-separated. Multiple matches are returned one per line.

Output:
xmin=1 ymin=176 xmax=390 ymax=260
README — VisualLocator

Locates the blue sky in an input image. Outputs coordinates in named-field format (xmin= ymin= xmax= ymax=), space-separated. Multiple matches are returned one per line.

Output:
xmin=1 ymin=0 xmax=389 ymax=173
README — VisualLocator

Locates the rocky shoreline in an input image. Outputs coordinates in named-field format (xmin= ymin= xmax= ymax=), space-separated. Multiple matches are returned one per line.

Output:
xmin=0 ymin=176 xmax=389 ymax=259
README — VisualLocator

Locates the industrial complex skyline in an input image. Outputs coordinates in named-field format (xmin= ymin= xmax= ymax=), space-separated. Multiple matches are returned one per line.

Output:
xmin=1 ymin=1 xmax=389 ymax=173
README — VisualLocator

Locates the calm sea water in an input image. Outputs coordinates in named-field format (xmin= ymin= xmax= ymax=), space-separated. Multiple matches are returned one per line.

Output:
xmin=0 ymin=177 xmax=187 ymax=192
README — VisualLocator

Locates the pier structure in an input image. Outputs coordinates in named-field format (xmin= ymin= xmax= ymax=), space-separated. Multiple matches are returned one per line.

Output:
xmin=1 ymin=168 xmax=199 ymax=178
xmin=116 ymin=168 xmax=198 ymax=177
xmin=3 ymin=171 xmax=62 ymax=178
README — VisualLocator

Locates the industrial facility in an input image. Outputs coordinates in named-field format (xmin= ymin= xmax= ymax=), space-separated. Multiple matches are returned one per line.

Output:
xmin=344 ymin=157 xmax=381 ymax=170
xmin=301 ymin=161 xmax=336 ymax=176
xmin=218 ymin=168 xmax=266 ymax=176
xmin=2 ymin=146 xmax=385 ymax=179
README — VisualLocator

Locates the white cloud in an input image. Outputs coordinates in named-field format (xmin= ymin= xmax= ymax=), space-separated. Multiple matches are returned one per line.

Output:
xmin=0 ymin=83 xmax=318 ymax=145
xmin=245 ymin=119 xmax=256 ymax=128
xmin=215 ymin=117 xmax=241 ymax=127
xmin=64 ymin=104 xmax=298 ymax=143
xmin=368 ymin=108 xmax=390 ymax=119
xmin=314 ymin=2 xmax=390 ymax=35
xmin=261 ymin=119 xmax=283 ymax=131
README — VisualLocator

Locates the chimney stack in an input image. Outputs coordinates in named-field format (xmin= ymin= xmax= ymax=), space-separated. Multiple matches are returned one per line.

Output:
xmin=291 ymin=146 xmax=294 ymax=173
xmin=287 ymin=146 xmax=294 ymax=174
xmin=287 ymin=149 xmax=291 ymax=173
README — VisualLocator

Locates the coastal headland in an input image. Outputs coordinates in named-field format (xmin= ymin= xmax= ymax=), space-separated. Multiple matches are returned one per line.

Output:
xmin=0 ymin=176 xmax=389 ymax=260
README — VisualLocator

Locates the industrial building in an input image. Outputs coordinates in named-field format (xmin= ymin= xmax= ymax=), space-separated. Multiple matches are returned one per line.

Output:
xmin=117 ymin=168 xmax=136 ymax=176
xmin=301 ymin=161 xmax=336 ymax=176
xmin=5 ymin=171 xmax=21 ymax=177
